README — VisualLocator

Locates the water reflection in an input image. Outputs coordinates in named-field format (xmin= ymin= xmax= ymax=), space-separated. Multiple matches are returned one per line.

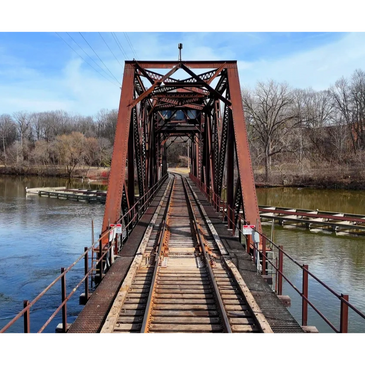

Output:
xmin=258 ymin=186 xmax=365 ymax=333
xmin=1 ymin=179 xmax=364 ymax=333
xmin=0 ymin=175 xmax=105 ymax=333
xmin=257 ymin=187 xmax=365 ymax=214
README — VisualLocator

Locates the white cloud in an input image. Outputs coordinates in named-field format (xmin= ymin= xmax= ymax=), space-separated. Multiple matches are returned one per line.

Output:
xmin=238 ymin=33 xmax=365 ymax=90
xmin=2 ymin=32 xmax=365 ymax=117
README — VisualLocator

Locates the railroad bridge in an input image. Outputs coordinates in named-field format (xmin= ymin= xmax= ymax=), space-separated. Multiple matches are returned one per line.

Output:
xmin=68 ymin=58 xmax=302 ymax=333
xmin=2 ymin=56 xmax=362 ymax=334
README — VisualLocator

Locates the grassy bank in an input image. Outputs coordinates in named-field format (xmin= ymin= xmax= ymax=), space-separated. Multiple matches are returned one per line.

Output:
xmin=0 ymin=165 xmax=110 ymax=181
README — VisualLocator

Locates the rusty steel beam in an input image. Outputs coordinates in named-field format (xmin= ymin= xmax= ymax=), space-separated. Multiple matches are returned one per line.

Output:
xmin=101 ymin=64 xmax=135 ymax=241
xmin=226 ymin=112 xmax=234 ymax=230
xmin=129 ymin=64 xmax=181 ymax=109
xmin=227 ymin=65 xmax=261 ymax=233
xmin=179 ymin=64 xmax=231 ymax=106
xmin=129 ymin=60 xmax=237 ymax=69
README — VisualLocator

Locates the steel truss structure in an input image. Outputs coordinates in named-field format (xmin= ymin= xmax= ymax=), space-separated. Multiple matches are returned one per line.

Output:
xmin=101 ymin=60 xmax=261 ymax=242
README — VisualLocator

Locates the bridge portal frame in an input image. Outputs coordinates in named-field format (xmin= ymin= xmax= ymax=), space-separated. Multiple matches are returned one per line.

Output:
xmin=101 ymin=59 xmax=261 ymax=244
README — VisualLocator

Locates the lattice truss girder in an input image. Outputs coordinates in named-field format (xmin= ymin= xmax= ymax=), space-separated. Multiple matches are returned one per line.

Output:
xmin=101 ymin=60 xmax=261 ymax=243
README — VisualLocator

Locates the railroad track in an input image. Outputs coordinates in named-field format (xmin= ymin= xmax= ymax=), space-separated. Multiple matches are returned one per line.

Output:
xmin=101 ymin=174 xmax=272 ymax=333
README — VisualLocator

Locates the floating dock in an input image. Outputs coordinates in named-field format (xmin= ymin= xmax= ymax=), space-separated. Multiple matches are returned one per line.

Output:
xmin=26 ymin=187 xmax=106 ymax=203
xmin=26 ymin=187 xmax=365 ymax=236
xmin=259 ymin=206 xmax=365 ymax=236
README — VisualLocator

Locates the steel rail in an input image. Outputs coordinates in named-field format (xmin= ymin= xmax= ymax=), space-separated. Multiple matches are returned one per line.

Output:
xmin=101 ymin=174 xmax=268 ymax=333
xmin=181 ymin=176 xmax=232 ymax=333
xmin=140 ymin=175 xmax=176 ymax=333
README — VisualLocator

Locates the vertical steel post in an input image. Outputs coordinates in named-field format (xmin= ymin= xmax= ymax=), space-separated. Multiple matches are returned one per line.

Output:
xmin=340 ymin=294 xmax=349 ymax=333
xmin=238 ymin=214 xmax=242 ymax=244
xmin=128 ymin=120 xmax=135 ymax=211
xmin=84 ymin=247 xmax=89 ymax=302
xmin=61 ymin=267 xmax=67 ymax=333
xmin=23 ymin=300 xmax=30 ymax=333
xmin=246 ymin=234 xmax=251 ymax=254
xmin=99 ymin=240 xmax=103 ymax=281
xmin=262 ymin=236 xmax=267 ymax=276
xmin=302 ymin=264 xmax=308 ymax=326
xmin=226 ymin=115 xmax=234 ymax=230
xmin=278 ymin=246 xmax=284 ymax=295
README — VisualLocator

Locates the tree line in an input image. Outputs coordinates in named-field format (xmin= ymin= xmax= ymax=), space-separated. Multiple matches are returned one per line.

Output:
xmin=242 ymin=68 xmax=365 ymax=182
xmin=0 ymin=109 xmax=117 ymax=177
xmin=1 ymin=68 xmax=365 ymax=183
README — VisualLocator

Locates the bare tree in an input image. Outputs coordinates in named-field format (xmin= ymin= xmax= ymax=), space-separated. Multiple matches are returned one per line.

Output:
xmin=330 ymin=70 xmax=365 ymax=156
xmin=12 ymin=111 xmax=34 ymax=162
xmin=97 ymin=137 xmax=113 ymax=167
xmin=242 ymin=80 xmax=298 ymax=181
xmin=293 ymin=88 xmax=334 ymax=163
xmin=30 ymin=140 xmax=50 ymax=166
xmin=350 ymin=69 xmax=365 ymax=152
xmin=95 ymin=109 xmax=118 ymax=144
xmin=0 ymin=114 xmax=17 ymax=165
xmin=55 ymin=132 xmax=87 ymax=179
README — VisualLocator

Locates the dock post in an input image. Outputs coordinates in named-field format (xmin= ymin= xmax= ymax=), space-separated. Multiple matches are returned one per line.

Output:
xmin=340 ymin=294 xmax=349 ymax=333
xmin=278 ymin=246 xmax=284 ymax=295
xmin=23 ymin=300 xmax=30 ymax=333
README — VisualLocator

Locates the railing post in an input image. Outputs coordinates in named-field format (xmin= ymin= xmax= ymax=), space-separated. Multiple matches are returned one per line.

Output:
xmin=340 ymin=294 xmax=349 ymax=333
xmin=302 ymin=264 xmax=308 ymax=326
xmin=99 ymin=240 xmax=103 ymax=281
xmin=84 ymin=247 xmax=89 ymax=302
xmin=278 ymin=246 xmax=284 ymax=295
xmin=238 ymin=214 xmax=242 ymax=243
xmin=262 ymin=236 xmax=266 ymax=276
xmin=23 ymin=300 xmax=30 ymax=333
xmin=61 ymin=267 xmax=67 ymax=333
xmin=246 ymin=234 xmax=251 ymax=254
xmin=231 ymin=209 xmax=235 ymax=233
xmin=245 ymin=221 xmax=251 ymax=254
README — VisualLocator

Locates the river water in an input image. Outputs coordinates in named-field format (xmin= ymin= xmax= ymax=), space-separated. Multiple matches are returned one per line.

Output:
xmin=0 ymin=177 xmax=364 ymax=333
xmin=257 ymin=187 xmax=365 ymax=333
xmin=0 ymin=175 xmax=105 ymax=333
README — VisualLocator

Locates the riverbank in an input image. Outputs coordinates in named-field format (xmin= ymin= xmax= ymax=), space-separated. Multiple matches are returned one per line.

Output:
xmin=1 ymin=165 xmax=365 ymax=190
xmin=254 ymin=166 xmax=365 ymax=190
xmin=0 ymin=165 xmax=110 ymax=181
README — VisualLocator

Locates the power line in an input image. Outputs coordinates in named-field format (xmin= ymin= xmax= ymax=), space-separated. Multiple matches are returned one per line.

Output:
xmin=79 ymin=32 xmax=121 ymax=85
xmin=66 ymin=29 xmax=119 ymax=84
xmin=111 ymin=32 xmax=129 ymax=60
xmin=66 ymin=32 xmax=110 ymax=77
xmin=55 ymin=32 xmax=121 ymax=88
xmin=98 ymin=32 xmax=124 ymax=69
xmin=124 ymin=33 xmax=137 ymax=59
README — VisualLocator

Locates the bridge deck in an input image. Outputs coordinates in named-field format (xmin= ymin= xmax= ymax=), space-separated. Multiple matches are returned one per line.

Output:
xmin=68 ymin=174 xmax=303 ymax=333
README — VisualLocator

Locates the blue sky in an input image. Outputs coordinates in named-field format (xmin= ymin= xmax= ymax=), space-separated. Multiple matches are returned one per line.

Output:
xmin=1 ymin=2 xmax=365 ymax=117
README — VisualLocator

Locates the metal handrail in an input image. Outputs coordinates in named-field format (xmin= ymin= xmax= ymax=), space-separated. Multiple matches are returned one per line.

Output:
xmin=189 ymin=172 xmax=365 ymax=333
xmin=0 ymin=174 xmax=169 ymax=333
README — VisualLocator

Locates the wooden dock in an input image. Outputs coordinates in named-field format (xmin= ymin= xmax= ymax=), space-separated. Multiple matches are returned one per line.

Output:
xmin=26 ymin=187 xmax=106 ymax=203
xmin=26 ymin=186 xmax=365 ymax=236
xmin=259 ymin=206 xmax=365 ymax=236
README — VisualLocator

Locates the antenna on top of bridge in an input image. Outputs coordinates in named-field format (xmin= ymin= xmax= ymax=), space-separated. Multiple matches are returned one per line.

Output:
xmin=178 ymin=43 xmax=183 ymax=61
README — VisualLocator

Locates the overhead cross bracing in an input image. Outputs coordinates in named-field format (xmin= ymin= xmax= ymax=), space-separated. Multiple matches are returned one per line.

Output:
xmin=101 ymin=59 xmax=261 ymax=246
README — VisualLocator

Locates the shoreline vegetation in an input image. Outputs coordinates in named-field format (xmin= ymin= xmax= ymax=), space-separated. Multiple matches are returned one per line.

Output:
xmin=1 ymin=164 xmax=364 ymax=190
xmin=1 ymin=69 xmax=365 ymax=191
